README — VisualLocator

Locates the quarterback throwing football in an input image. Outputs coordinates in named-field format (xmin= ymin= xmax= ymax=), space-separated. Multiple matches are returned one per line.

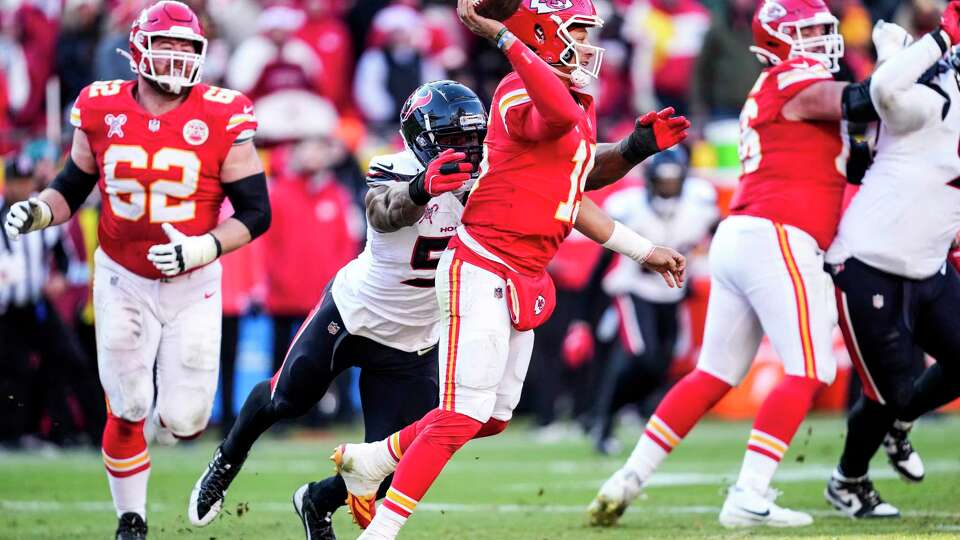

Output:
xmin=4 ymin=2 xmax=269 ymax=538
xmin=330 ymin=1 xmax=689 ymax=538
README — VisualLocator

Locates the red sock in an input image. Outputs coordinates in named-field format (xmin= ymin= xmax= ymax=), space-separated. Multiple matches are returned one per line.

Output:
xmin=644 ymin=369 xmax=731 ymax=451
xmin=102 ymin=415 xmax=149 ymax=477
xmin=381 ymin=409 xmax=481 ymax=520
xmin=738 ymin=375 xmax=825 ymax=493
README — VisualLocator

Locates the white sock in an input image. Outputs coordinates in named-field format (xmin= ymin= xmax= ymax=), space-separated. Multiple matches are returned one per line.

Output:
xmin=360 ymin=504 xmax=407 ymax=539
xmin=735 ymin=450 xmax=779 ymax=495
xmin=624 ymin=433 xmax=670 ymax=483
xmin=107 ymin=467 xmax=150 ymax=519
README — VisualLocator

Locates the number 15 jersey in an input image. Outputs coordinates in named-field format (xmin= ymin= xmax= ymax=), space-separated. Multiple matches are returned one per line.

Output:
xmin=461 ymin=72 xmax=597 ymax=276
xmin=71 ymin=79 xmax=258 ymax=279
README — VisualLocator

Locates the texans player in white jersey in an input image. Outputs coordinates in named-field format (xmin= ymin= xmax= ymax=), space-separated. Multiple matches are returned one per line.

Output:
xmin=187 ymin=80 xmax=485 ymax=539
xmin=585 ymin=147 xmax=719 ymax=453
xmin=823 ymin=7 xmax=960 ymax=518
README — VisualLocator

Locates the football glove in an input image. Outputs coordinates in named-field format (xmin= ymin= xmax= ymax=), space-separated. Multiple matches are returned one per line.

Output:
xmin=147 ymin=223 xmax=220 ymax=277
xmin=408 ymin=148 xmax=474 ymax=205
xmin=942 ymin=1 xmax=960 ymax=46
xmin=619 ymin=108 xmax=691 ymax=164
xmin=3 ymin=197 xmax=52 ymax=241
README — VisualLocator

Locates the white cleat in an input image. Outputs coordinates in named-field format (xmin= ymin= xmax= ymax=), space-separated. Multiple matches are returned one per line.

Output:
xmin=719 ymin=485 xmax=813 ymax=528
xmin=587 ymin=468 xmax=643 ymax=527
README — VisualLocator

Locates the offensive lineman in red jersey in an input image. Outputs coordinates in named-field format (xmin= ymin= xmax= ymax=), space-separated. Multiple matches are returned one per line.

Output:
xmin=588 ymin=0 xmax=886 ymax=528
xmin=328 ymin=1 xmax=689 ymax=537
xmin=2 ymin=2 xmax=269 ymax=538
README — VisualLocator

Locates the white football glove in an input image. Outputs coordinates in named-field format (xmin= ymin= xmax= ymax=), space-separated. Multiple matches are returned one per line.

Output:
xmin=873 ymin=20 xmax=914 ymax=64
xmin=146 ymin=223 xmax=219 ymax=277
xmin=3 ymin=197 xmax=52 ymax=241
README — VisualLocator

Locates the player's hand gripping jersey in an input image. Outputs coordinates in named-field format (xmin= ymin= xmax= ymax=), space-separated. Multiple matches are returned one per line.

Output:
xmin=461 ymin=62 xmax=597 ymax=276
xmin=729 ymin=57 xmax=846 ymax=249
xmin=70 ymin=79 xmax=257 ymax=279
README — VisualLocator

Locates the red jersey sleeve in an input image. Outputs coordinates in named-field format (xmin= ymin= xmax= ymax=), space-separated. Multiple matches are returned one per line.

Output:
xmin=217 ymin=89 xmax=258 ymax=147
xmin=755 ymin=57 xmax=834 ymax=123
xmin=69 ymin=80 xmax=127 ymax=135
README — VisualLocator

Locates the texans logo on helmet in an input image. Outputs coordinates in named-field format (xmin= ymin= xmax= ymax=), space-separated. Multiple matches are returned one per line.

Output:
xmin=530 ymin=0 xmax=573 ymax=14
xmin=401 ymin=87 xmax=433 ymax=122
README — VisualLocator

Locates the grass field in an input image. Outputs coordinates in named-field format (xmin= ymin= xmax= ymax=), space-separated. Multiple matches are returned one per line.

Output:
xmin=2 ymin=415 xmax=959 ymax=539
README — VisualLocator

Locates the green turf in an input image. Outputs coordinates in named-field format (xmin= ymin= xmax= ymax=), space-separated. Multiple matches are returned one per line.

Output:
xmin=2 ymin=415 xmax=959 ymax=539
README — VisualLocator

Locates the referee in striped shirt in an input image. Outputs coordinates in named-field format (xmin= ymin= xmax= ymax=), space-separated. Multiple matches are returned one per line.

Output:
xmin=1 ymin=155 xmax=100 ymax=448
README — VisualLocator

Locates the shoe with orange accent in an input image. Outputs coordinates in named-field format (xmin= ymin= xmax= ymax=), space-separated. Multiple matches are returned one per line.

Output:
xmin=345 ymin=491 xmax=377 ymax=528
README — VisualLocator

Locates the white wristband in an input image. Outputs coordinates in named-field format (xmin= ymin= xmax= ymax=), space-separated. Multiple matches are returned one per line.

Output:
xmin=603 ymin=221 xmax=655 ymax=263
xmin=31 ymin=197 xmax=53 ymax=231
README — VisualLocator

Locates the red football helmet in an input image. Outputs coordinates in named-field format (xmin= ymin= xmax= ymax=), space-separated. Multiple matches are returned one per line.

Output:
xmin=750 ymin=0 xmax=844 ymax=72
xmin=126 ymin=1 xmax=208 ymax=94
xmin=504 ymin=0 xmax=605 ymax=88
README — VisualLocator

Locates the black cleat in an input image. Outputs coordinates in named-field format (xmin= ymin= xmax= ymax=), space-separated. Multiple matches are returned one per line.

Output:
xmin=188 ymin=446 xmax=243 ymax=526
xmin=884 ymin=422 xmax=924 ymax=483
xmin=292 ymin=483 xmax=337 ymax=540
xmin=825 ymin=470 xmax=900 ymax=519
xmin=115 ymin=512 xmax=147 ymax=540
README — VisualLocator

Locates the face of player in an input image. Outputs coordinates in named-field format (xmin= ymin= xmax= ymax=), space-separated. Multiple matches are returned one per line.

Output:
xmin=436 ymin=131 xmax=484 ymax=169
xmin=150 ymin=36 xmax=201 ymax=79
xmin=789 ymin=23 xmax=830 ymax=53
xmin=566 ymin=26 xmax=597 ymax=69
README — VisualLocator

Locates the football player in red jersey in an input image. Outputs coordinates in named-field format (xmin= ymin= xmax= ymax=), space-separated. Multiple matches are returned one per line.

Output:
xmin=325 ymin=1 xmax=689 ymax=537
xmin=3 ymin=2 xmax=268 ymax=538
xmin=588 ymin=0 xmax=887 ymax=529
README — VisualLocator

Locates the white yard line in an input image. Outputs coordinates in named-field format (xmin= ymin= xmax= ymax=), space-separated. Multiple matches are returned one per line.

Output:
xmin=2 ymin=499 xmax=959 ymax=520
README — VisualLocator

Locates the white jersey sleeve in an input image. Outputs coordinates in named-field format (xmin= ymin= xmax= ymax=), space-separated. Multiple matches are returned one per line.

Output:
xmin=871 ymin=33 xmax=947 ymax=135
xmin=332 ymin=150 xmax=464 ymax=352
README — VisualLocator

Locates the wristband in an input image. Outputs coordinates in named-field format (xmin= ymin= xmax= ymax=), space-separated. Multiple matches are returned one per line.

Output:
xmin=209 ymin=233 xmax=223 ymax=258
xmin=603 ymin=221 xmax=655 ymax=263
xmin=497 ymin=29 xmax=515 ymax=50
xmin=407 ymin=173 xmax=431 ymax=206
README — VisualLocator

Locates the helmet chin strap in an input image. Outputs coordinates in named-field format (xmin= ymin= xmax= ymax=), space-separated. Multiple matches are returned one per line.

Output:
xmin=570 ymin=69 xmax=591 ymax=88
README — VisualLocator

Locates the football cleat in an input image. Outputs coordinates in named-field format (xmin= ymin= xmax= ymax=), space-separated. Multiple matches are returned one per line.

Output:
xmin=292 ymin=483 xmax=337 ymax=540
xmin=824 ymin=470 xmax=900 ymax=519
xmin=331 ymin=444 xmax=389 ymax=528
xmin=883 ymin=422 xmax=924 ymax=483
xmin=719 ymin=485 xmax=813 ymax=528
xmin=115 ymin=512 xmax=147 ymax=540
xmin=188 ymin=447 xmax=243 ymax=526
xmin=587 ymin=468 xmax=643 ymax=527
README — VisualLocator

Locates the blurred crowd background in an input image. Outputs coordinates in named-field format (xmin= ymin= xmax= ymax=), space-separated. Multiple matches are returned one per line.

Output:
xmin=0 ymin=0 xmax=951 ymax=454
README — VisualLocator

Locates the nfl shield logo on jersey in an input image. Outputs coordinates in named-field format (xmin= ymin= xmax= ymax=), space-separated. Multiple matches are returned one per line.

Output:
xmin=327 ymin=321 xmax=340 ymax=335
xmin=534 ymin=294 xmax=546 ymax=315
xmin=148 ymin=119 xmax=161 ymax=132
xmin=183 ymin=119 xmax=210 ymax=145
xmin=873 ymin=294 xmax=884 ymax=309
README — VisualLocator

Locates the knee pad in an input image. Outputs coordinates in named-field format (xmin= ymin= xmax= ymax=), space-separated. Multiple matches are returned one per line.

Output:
xmin=113 ymin=372 xmax=153 ymax=422
xmin=157 ymin=387 xmax=213 ymax=438
xmin=420 ymin=409 xmax=483 ymax=454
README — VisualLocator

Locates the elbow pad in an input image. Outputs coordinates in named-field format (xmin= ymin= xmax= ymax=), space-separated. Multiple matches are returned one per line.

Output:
xmin=50 ymin=157 xmax=99 ymax=214
xmin=842 ymin=79 xmax=879 ymax=122
xmin=223 ymin=172 xmax=271 ymax=239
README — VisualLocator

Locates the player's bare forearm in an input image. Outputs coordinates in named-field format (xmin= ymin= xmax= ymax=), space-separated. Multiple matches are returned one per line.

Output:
xmin=365 ymin=182 xmax=425 ymax=233
xmin=209 ymin=218 xmax=252 ymax=255
xmin=585 ymin=143 xmax=635 ymax=191
xmin=782 ymin=81 xmax=847 ymax=121
xmin=38 ymin=189 xmax=73 ymax=226
xmin=573 ymin=197 xmax=614 ymax=243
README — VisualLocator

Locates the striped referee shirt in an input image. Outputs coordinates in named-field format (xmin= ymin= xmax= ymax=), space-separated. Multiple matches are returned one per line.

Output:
xmin=0 ymin=196 xmax=62 ymax=315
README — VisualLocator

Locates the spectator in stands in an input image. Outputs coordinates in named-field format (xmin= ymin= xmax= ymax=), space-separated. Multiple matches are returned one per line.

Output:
xmin=689 ymin=0 xmax=762 ymax=122
xmin=624 ymin=0 xmax=710 ymax=115
xmin=353 ymin=3 xmax=445 ymax=130
xmin=261 ymin=112 xmax=363 ymax=376
xmin=297 ymin=0 xmax=355 ymax=113
xmin=93 ymin=0 xmax=144 ymax=83
xmin=7 ymin=0 xmax=56 ymax=131
xmin=55 ymin=0 xmax=103 ymax=118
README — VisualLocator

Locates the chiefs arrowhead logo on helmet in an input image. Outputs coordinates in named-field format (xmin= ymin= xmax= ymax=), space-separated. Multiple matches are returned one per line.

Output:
xmin=530 ymin=0 xmax=573 ymax=14
xmin=750 ymin=0 xmax=844 ymax=73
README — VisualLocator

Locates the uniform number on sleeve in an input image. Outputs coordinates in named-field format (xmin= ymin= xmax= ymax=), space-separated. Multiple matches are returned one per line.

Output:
xmin=401 ymin=236 xmax=453 ymax=288
xmin=103 ymin=145 xmax=200 ymax=223
xmin=203 ymin=86 xmax=241 ymax=104
xmin=88 ymin=80 xmax=124 ymax=98
xmin=555 ymin=139 xmax=596 ymax=224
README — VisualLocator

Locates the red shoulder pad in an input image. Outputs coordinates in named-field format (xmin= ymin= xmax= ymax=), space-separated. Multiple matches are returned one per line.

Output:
xmin=198 ymin=84 xmax=258 ymax=146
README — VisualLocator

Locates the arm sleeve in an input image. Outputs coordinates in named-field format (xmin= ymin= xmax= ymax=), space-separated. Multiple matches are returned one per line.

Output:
xmin=223 ymin=172 xmax=271 ymax=240
xmin=499 ymin=40 xmax=584 ymax=141
xmin=870 ymin=33 xmax=946 ymax=135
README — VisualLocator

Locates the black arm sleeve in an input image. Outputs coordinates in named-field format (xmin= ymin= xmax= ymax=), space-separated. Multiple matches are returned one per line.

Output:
xmin=222 ymin=172 xmax=271 ymax=240
xmin=49 ymin=157 xmax=99 ymax=215
xmin=842 ymin=78 xmax=879 ymax=122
